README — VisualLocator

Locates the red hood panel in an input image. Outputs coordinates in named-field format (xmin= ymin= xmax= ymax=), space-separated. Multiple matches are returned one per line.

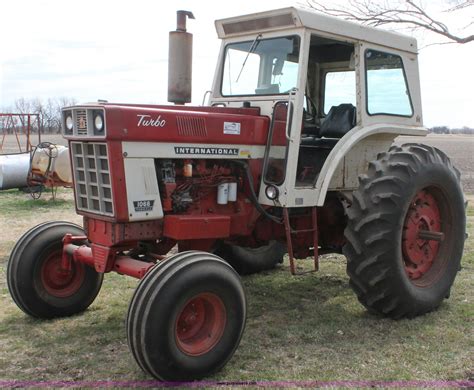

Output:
xmin=105 ymin=104 xmax=270 ymax=145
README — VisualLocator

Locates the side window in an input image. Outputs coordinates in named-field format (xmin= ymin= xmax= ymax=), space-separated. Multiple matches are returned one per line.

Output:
xmin=324 ymin=71 xmax=356 ymax=114
xmin=365 ymin=50 xmax=413 ymax=116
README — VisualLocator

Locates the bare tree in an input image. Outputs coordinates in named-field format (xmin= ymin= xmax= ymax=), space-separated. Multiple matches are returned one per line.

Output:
xmin=13 ymin=98 xmax=35 ymax=133
xmin=32 ymin=98 xmax=46 ymax=134
xmin=14 ymin=98 xmax=33 ymax=115
xmin=7 ymin=97 xmax=78 ymax=134
xmin=43 ymin=99 xmax=58 ymax=134
xmin=306 ymin=0 xmax=474 ymax=44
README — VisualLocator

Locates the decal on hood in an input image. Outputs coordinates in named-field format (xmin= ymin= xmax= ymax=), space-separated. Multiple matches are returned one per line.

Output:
xmin=137 ymin=114 xmax=166 ymax=128
xmin=174 ymin=146 xmax=239 ymax=156
xmin=133 ymin=200 xmax=155 ymax=212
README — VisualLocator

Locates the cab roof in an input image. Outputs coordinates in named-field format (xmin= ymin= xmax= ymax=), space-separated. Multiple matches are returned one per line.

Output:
xmin=215 ymin=7 xmax=418 ymax=54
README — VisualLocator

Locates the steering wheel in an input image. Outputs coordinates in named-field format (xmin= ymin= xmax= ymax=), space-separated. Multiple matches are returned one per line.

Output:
xmin=303 ymin=95 xmax=318 ymax=125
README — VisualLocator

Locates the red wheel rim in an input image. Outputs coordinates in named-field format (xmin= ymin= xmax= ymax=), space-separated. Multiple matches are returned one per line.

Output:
xmin=175 ymin=292 xmax=226 ymax=356
xmin=40 ymin=250 xmax=85 ymax=298
xmin=402 ymin=189 xmax=442 ymax=282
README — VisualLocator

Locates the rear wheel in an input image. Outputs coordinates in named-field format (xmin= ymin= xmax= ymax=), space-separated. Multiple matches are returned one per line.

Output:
xmin=214 ymin=240 xmax=285 ymax=275
xmin=344 ymin=144 xmax=465 ymax=318
xmin=127 ymin=251 xmax=246 ymax=380
xmin=7 ymin=221 xmax=103 ymax=318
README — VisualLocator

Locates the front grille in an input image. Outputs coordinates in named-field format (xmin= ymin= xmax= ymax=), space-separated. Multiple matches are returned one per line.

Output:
xmin=75 ymin=110 xmax=88 ymax=135
xmin=71 ymin=142 xmax=114 ymax=216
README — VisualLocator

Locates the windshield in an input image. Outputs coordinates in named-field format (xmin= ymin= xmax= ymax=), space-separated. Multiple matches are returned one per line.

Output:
xmin=221 ymin=36 xmax=300 ymax=97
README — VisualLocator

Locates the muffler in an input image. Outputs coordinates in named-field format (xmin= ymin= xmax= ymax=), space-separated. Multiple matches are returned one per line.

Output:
xmin=168 ymin=10 xmax=195 ymax=104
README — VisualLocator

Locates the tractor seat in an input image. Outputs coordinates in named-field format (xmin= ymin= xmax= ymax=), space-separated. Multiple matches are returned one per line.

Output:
xmin=300 ymin=136 xmax=339 ymax=149
xmin=300 ymin=104 xmax=356 ymax=149
xmin=301 ymin=123 xmax=320 ymax=137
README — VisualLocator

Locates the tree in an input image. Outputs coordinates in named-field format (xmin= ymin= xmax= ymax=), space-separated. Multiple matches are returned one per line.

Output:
xmin=6 ymin=97 xmax=78 ymax=135
xmin=13 ymin=98 xmax=35 ymax=133
xmin=430 ymin=126 xmax=450 ymax=134
xmin=306 ymin=0 xmax=474 ymax=44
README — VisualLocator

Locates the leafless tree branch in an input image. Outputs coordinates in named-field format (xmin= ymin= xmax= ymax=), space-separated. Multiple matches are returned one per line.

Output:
xmin=306 ymin=0 xmax=474 ymax=44
xmin=445 ymin=0 xmax=473 ymax=12
xmin=4 ymin=97 xmax=78 ymax=134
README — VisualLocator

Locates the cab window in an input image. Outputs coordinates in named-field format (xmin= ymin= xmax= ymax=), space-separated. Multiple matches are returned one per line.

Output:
xmin=365 ymin=50 xmax=413 ymax=116
xmin=221 ymin=36 xmax=300 ymax=96
xmin=324 ymin=71 xmax=356 ymax=114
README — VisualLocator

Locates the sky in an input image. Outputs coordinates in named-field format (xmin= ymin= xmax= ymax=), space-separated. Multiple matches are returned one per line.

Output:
xmin=0 ymin=0 xmax=473 ymax=128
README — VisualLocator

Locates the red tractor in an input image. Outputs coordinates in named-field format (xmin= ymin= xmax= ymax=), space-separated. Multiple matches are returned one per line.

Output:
xmin=7 ymin=8 xmax=466 ymax=380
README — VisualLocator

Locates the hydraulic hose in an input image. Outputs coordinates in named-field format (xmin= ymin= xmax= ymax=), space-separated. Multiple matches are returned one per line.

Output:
xmin=232 ymin=160 xmax=283 ymax=224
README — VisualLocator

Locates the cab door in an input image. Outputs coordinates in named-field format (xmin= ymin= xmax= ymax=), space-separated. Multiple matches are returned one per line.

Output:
xmin=259 ymin=31 xmax=310 ymax=207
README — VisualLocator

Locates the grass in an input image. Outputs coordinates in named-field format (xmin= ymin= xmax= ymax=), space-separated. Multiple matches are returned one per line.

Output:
xmin=0 ymin=189 xmax=473 ymax=382
xmin=0 ymin=188 xmax=73 ymax=217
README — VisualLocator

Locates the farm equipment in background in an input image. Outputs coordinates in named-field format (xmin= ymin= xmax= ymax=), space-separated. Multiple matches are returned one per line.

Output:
xmin=0 ymin=113 xmax=72 ymax=196
xmin=0 ymin=143 xmax=72 ymax=197
xmin=27 ymin=143 xmax=73 ymax=197
xmin=7 ymin=8 xmax=466 ymax=380
xmin=0 ymin=113 xmax=41 ymax=154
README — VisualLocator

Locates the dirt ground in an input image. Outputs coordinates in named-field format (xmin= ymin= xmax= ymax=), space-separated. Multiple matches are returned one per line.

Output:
xmin=1 ymin=133 xmax=473 ymax=193
xmin=0 ymin=133 xmax=66 ymax=154
xmin=397 ymin=134 xmax=474 ymax=194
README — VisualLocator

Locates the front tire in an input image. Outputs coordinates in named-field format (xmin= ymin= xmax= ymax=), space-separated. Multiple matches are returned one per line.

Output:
xmin=344 ymin=144 xmax=465 ymax=318
xmin=7 ymin=221 xmax=103 ymax=318
xmin=126 ymin=251 xmax=246 ymax=380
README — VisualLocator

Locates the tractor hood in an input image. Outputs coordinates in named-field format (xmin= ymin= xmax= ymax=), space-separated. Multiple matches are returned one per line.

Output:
xmin=63 ymin=103 xmax=270 ymax=146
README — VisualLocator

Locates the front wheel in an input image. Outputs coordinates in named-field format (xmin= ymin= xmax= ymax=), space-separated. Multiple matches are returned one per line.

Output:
xmin=7 ymin=221 xmax=103 ymax=318
xmin=126 ymin=251 xmax=246 ymax=380
xmin=344 ymin=144 xmax=466 ymax=318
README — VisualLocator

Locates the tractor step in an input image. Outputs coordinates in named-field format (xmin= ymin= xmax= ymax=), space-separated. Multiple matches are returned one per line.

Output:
xmin=283 ymin=207 xmax=319 ymax=275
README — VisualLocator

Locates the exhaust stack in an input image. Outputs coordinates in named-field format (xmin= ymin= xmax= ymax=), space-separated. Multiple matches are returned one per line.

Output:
xmin=168 ymin=10 xmax=195 ymax=105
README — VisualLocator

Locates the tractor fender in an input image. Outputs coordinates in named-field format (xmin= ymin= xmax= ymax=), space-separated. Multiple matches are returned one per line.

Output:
xmin=314 ymin=123 xmax=427 ymax=206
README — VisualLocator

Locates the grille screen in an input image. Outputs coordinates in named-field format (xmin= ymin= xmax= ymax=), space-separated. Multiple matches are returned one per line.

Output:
xmin=176 ymin=116 xmax=208 ymax=137
xmin=71 ymin=142 xmax=114 ymax=216
xmin=75 ymin=110 xmax=88 ymax=135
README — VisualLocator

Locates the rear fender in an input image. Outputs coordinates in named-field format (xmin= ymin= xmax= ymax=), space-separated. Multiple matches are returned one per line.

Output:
xmin=315 ymin=124 xmax=427 ymax=206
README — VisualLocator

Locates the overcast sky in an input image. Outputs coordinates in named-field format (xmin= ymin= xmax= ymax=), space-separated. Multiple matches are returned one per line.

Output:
xmin=0 ymin=0 xmax=473 ymax=127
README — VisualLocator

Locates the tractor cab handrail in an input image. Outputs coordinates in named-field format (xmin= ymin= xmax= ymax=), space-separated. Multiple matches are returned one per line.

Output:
xmin=285 ymin=88 xmax=298 ymax=141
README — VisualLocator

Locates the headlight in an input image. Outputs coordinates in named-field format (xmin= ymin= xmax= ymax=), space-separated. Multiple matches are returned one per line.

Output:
xmin=265 ymin=185 xmax=279 ymax=200
xmin=94 ymin=113 xmax=104 ymax=133
xmin=65 ymin=114 xmax=73 ymax=131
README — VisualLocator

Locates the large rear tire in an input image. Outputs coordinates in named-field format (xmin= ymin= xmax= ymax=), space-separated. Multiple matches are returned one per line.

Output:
xmin=7 ymin=221 xmax=103 ymax=318
xmin=344 ymin=144 xmax=465 ymax=318
xmin=126 ymin=251 xmax=246 ymax=380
